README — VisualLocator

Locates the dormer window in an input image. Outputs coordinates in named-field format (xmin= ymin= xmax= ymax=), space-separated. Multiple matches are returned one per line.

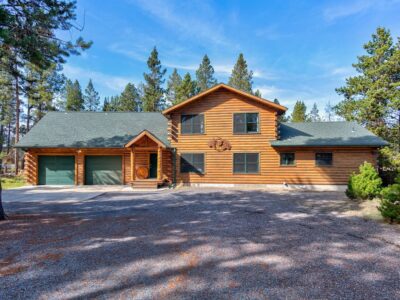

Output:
xmin=181 ymin=114 xmax=204 ymax=134
xmin=233 ymin=113 xmax=259 ymax=134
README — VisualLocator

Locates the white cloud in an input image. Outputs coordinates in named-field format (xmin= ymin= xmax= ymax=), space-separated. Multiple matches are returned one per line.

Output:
xmin=63 ymin=65 xmax=137 ymax=92
xmin=129 ymin=0 xmax=230 ymax=46
xmin=108 ymin=43 xmax=148 ymax=62
xmin=323 ymin=0 xmax=400 ymax=21
xmin=253 ymin=85 xmax=283 ymax=100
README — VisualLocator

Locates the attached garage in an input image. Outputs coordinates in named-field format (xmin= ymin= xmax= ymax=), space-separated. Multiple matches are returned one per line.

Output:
xmin=84 ymin=155 xmax=122 ymax=185
xmin=38 ymin=156 xmax=75 ymax=185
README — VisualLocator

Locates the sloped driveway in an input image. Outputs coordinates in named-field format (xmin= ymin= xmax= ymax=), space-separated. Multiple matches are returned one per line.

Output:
xmin=1 ymin=187 xmax=399 ymax=299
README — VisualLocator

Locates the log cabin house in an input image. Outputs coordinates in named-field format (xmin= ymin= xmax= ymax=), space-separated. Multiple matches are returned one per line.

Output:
xmin=15 ymin=84 xmax=388 ymax=190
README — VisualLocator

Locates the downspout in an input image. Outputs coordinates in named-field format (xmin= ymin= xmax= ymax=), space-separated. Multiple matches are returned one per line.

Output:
xmin=172 ymin=148 xmax=177 ymax=188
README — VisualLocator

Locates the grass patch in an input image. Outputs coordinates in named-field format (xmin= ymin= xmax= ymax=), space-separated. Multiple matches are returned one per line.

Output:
xmin=1 ymin=176 xmax=26 ymax=189
xmin=358 ymin=199 xmax=385 ymax=222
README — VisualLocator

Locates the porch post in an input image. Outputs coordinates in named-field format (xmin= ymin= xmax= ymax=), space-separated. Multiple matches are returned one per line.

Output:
xmin=130 ymin=148 xmax=135 ymax=181
xmin=157 ymin=146 xmax=162 ymax=181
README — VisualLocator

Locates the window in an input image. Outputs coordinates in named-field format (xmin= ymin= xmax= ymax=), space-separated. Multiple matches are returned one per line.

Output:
xmin=233 ymin=153 xmax=259 ymax=174
xmin=181 ymin=114 xmax=204 ymax=134
xmin=315 ymin=153 xmax=333 ymax=166
xmin=233 ymin=113 xmax=259 ymax=134
xmin=180 ymin=153 xmax=205 ymax=174
xmin=280 ymin=153 xmax=295 ymax=166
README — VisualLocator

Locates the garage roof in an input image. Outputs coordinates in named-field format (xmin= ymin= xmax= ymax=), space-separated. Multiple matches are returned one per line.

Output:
xmin=271 ymin=121 xmax=388 ymax=147
xmin=15 ymin=112 xmax=169 ymax=148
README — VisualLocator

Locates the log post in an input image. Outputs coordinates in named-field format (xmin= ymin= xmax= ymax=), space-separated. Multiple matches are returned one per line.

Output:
xmin=130 ymin=148 xmax=135 ymax=182
xmin=157 ymin=146 xmax=162 ymax=181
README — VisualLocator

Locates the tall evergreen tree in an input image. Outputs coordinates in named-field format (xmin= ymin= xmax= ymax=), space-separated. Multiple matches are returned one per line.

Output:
xmin=175 ymin=73 xmax=197 ymax=105
xmin=119 ymin=83 xmax=140 ymax=111
xmin=65 ymin=80 xmax=84 ymax=111
xmin=335 ymin=27 xmax=400 ymax=156
xmin=325 ymin=101 xmax=335 ymax=121
xmin=25 ymin=63 xmax=64 ymax=129
xmin=254 ymin=89 xmax=262 ymax=98
xmin=228 ymin=53 xmax=253 ymax=93
xmin=274 ymin=98 xmax=290 ymax=122
xmin=0 ymin=0 xmax=91 ymax=220
xmin=166 ymin=69 xmax=182 ymax=105
xmin=84 ymin=79 xmax=100 ymax=111
xmin=102 ymin=97 xmax=110 ymax=111
xmin=291 ymin=101 xmax=307 ymax=122
xmin=195 ymin=55 xmax=217 ymax=92
xmin=308 ymin=103 xmax=321 ymax=122
xmin=142 ymin=47 xmax=166 ymax=112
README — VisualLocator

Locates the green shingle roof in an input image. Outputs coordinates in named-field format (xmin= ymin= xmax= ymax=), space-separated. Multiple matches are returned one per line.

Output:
xmin=15 ymin=112 xmax=169 ymax=148
xmin=271 ymin=121 xmax=388 ymax=147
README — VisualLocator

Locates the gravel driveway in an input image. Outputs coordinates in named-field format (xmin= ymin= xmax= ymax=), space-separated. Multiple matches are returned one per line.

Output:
xmin=1 ymin=187 xmax=399 ymax=299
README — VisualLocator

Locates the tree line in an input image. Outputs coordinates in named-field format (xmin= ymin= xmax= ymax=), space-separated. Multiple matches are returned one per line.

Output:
xmin=61 ymin=50 xmax=260 ymax=112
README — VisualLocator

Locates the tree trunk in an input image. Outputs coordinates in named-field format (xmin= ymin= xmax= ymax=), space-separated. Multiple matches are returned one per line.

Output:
xmin=6 ymin=122 xmax=11 ymax=154
xmin=398 ymin=109 xmax=400 ymax=153
xmin=0 ymin=179 xmax=5 ymax=221
xmin=27 ymin=104 xmax=32 ymax=132
xmin=0 ymin=124 xmax=3 ymax=174
xmin=7 ymin=122 xmax=11 ymax=154
xmin=15 ymin=74 xmax=20 ymax=175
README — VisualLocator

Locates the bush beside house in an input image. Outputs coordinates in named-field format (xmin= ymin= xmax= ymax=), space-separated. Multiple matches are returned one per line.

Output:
xmin=346 ymin=162 xmax=382 ymax=200
xmin=346 ymin=162 xmax=400 ymax=223
xmin=378 ymin=176 xmax=400 ymax=223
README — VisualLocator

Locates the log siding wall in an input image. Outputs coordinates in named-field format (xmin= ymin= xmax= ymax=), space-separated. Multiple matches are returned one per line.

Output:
xmin=24 ymin=148 xmax=172 ymax=185
xmin=166 ymin=88 xmax=378 ymax=185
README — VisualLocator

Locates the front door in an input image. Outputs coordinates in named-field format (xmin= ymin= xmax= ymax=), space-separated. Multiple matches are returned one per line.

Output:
xmin=149 ymin=153 xmax=158 ymax=178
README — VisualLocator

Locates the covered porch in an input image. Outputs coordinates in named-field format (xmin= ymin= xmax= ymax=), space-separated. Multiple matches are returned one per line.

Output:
xmin=125 ymin=130 xmax=172 ymax=189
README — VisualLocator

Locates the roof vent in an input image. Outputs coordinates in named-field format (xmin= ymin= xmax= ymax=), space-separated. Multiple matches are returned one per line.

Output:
xmin=351 ymin=126 xmax=355 ymax=133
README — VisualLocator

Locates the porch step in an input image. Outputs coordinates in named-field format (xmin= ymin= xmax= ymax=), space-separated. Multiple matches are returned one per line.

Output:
xmin=131 ymin=180 xmax=159 ymax=189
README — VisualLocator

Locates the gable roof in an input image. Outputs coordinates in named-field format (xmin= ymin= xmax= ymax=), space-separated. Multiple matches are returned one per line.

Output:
xmin=162 ymin=83 xmax=287 ymax=115
xmin=15 ymin=112 xmax=169 ymax=148
xmin=271 ymin=121 xmax=388 ymax=147
xmin=125 ymin=130 xmax=167 ymax=148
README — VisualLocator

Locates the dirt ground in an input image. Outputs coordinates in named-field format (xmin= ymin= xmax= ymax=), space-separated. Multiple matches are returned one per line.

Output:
xmin=1 ymin=187 xmax=399 ymax=299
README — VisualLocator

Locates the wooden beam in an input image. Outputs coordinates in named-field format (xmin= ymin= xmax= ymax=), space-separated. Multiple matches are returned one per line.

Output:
xmin=157 ymin=146 xmax=162 ymax=181
xmin=130 ymin=148 xmax=135 ymax=181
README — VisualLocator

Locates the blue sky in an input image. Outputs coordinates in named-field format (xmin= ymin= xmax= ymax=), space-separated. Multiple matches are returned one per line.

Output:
xmin=62 ymin=0 xmax=400 ymax=115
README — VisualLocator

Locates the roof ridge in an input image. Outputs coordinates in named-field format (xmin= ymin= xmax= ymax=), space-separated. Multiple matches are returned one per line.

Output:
xmin=47 ymin=111 xmax=163 ymax=114
xmin=282 ymin=121 xmax=355 ymax=124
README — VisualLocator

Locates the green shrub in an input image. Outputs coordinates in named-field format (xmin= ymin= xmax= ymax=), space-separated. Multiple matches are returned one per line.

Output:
xmin=346 ymin=162 xmax=382 ymax=200
xmin=378 ymin=176 xmax=400 ymax=223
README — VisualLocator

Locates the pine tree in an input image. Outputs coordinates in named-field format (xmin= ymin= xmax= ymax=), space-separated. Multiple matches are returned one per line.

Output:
xmin=196 ymin=55 xmax=217 ymax=92
xmin=102 ymin=97 xmax=110 ymax=111
xmin=119 ymin=83 xmax=139 ymax=111
xmin=291 ymin=101 xmax=307 ymax=122
xmin=65 ymin=80 xmax=84 ymax=111
xmin=166 ymin=69 xmax=182 ymax=105
xmin=175 ymin=73 xmax=197 ymax=105
xmin=142 ymin=47 xmax=166 ymax=112
xmin=84 ymin=79 xmax=100 ymax=111
xmin=274 ymin=99 xmax=290 ymax=122
xmin=254 ymin=89 xmax=262 ymax=98
xmin=228 ymin=53 xmax=253 ymax=93
xmin=325 ymin=101 xmax=334 ymax=121
xmin=335 ymin=27 xmax=400 ymax=149
xmin=308 ymin=103 xmax=321 ymax=122
xmin=0 ymin=1 xmax=91 ymax=220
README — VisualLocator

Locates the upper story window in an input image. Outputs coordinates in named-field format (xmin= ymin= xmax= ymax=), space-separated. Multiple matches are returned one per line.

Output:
xmin=315 ymin=152 xmax=333 ymax=166
xmin=233 ymin=113 xmax=259 ymax=134
xmin=181 ymin=114 xmax=204 ymax=134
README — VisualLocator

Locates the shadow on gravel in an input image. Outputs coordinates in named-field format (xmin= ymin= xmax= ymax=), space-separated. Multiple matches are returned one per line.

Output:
xmin=1 ymin=189 xmax=399 ymax=299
